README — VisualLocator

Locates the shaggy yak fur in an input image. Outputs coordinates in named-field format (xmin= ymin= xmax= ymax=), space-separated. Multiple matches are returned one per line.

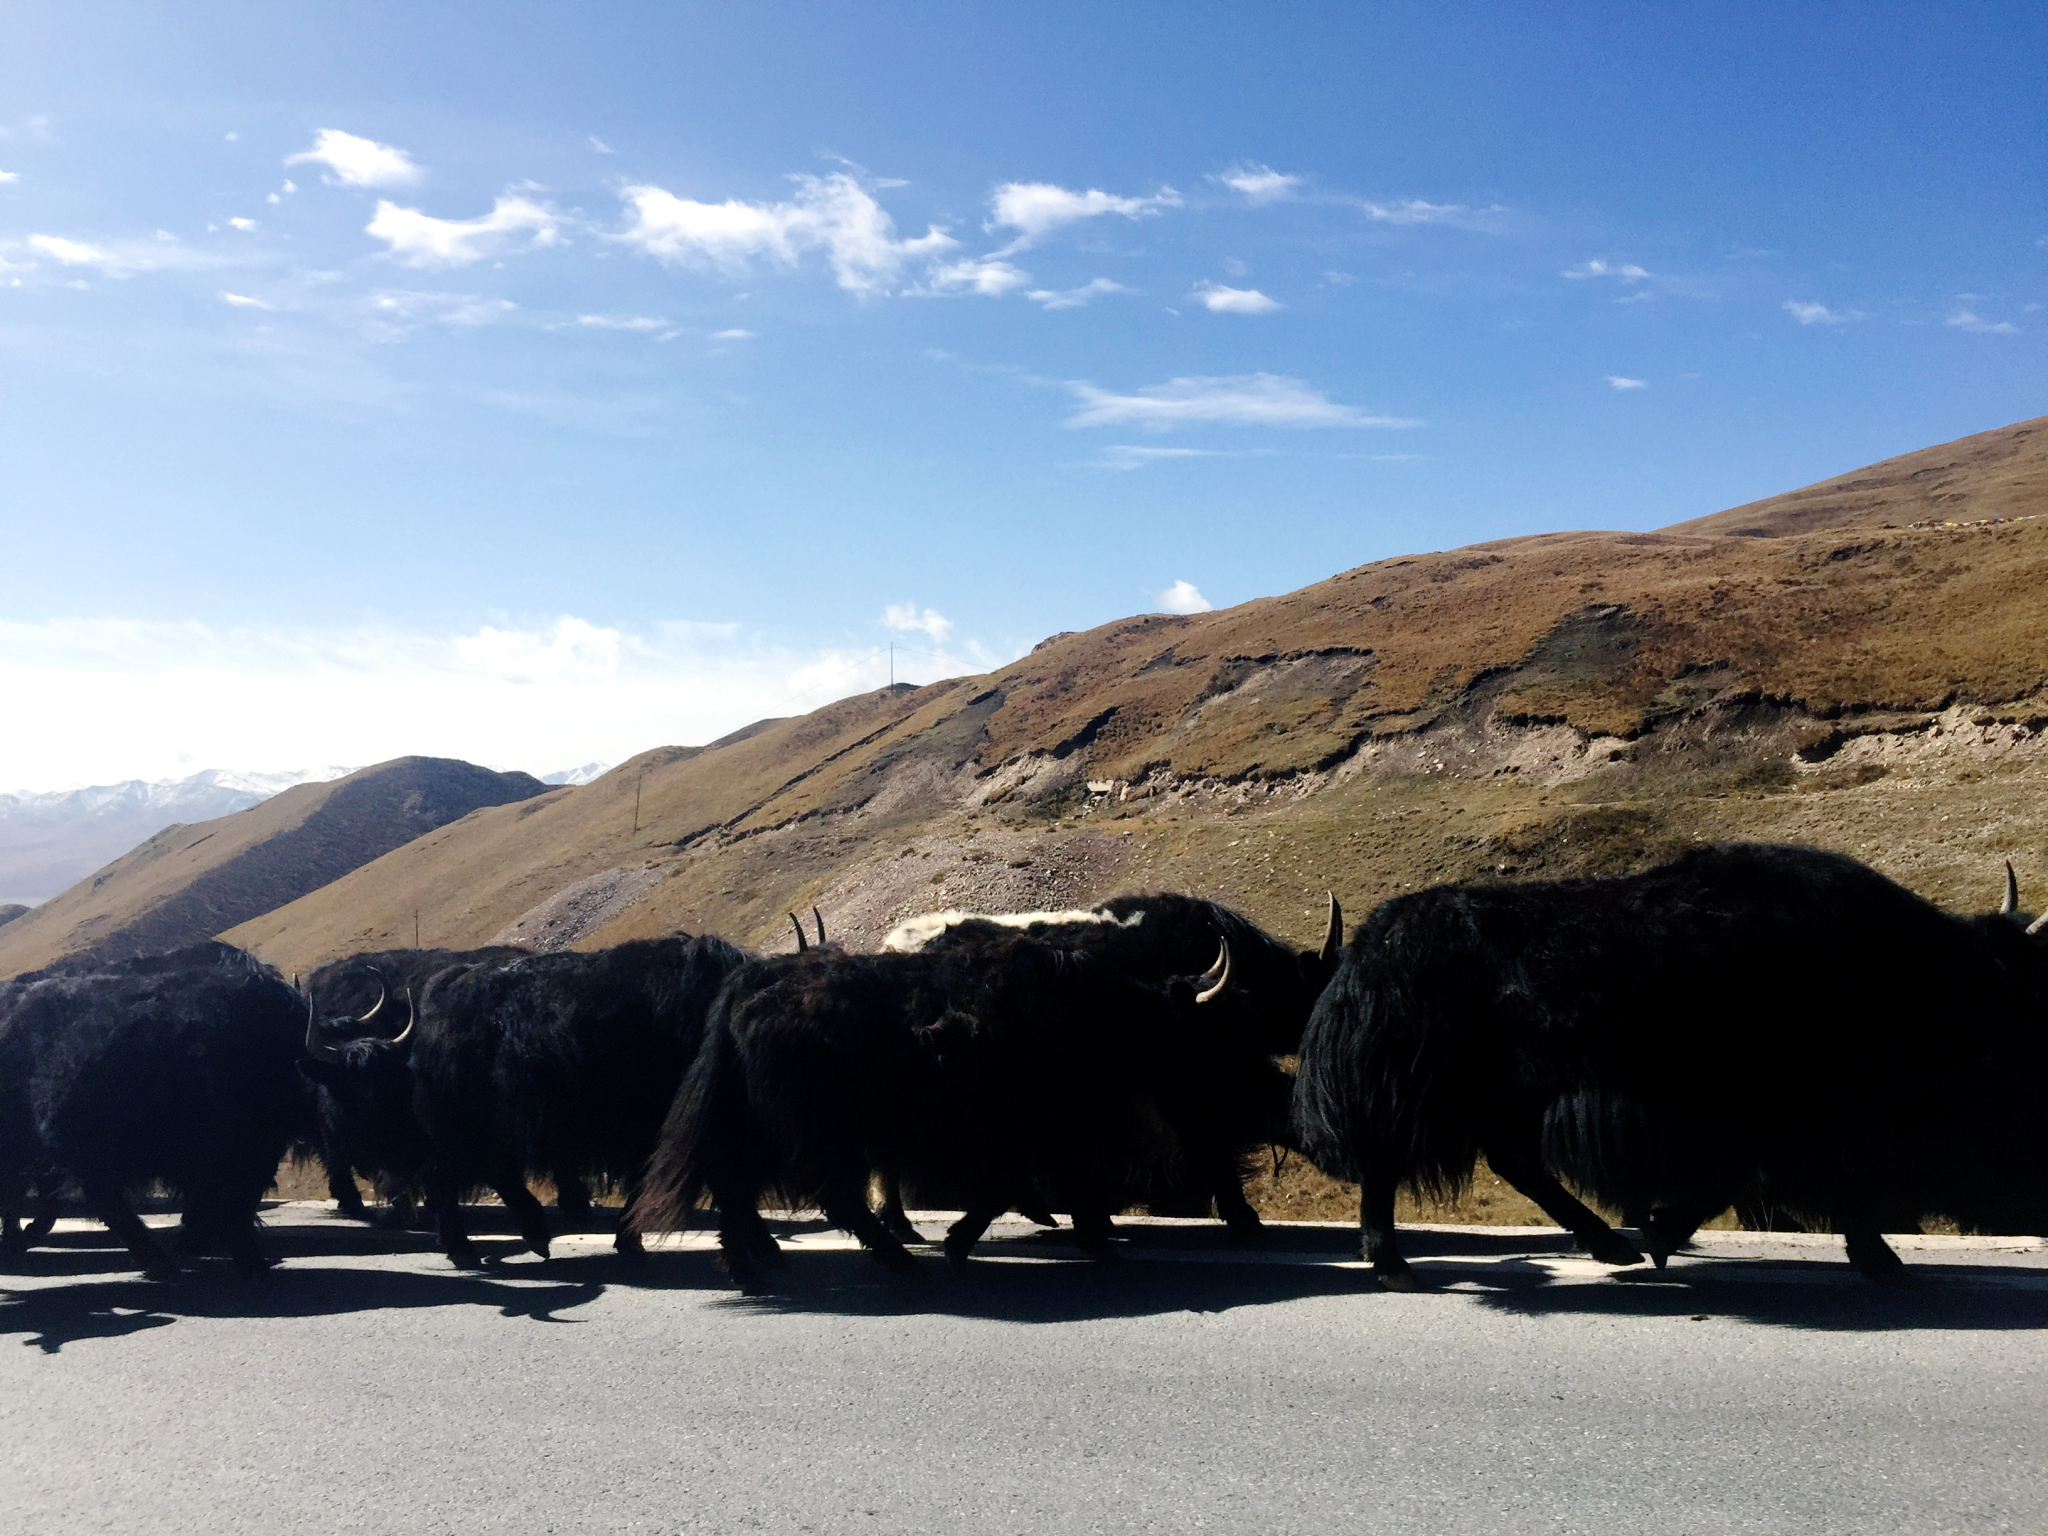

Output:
xmin=1292 ymin=842 xmax=2048 ymax=1286
xmin=630 ymin=933 xmax=1218 ymax=1288
xmin=885 ymin=891 xmax=1340 ymax=1233
xmin=394 ymin=935 xmax=752 ymax=1268
xmin=0 ymin=943 xmax=311 ymax=1277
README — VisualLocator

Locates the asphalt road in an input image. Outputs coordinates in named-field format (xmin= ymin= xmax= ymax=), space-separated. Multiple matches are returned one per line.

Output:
xmin=1 ymin=1205 xmax=2043 ymax=1535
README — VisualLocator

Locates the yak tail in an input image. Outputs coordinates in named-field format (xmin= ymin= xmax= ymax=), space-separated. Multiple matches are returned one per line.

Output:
xmin=630 ymin=1016 xmax=756 ymax=1237
xmin=1290 ymin=959 xmax=1483 ymax=1204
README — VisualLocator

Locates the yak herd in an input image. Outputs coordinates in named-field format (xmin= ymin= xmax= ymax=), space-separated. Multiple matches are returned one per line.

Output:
xmin=2 ymin=841 xmax=2045 ymax=1291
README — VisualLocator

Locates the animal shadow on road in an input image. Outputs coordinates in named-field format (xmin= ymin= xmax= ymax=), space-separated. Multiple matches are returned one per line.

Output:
xmin=0 ymin=1208 xmax=734 ymax=1353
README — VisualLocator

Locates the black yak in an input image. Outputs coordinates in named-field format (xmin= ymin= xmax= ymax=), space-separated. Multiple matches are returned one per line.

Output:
xmin=883 ymin=891 xmax=1339 ymax=1233
xmin=301 ymin=946 xmax=529 ymax=1223
xmin=1292 ymin=842 xmax=2048 ymax=1286
xmin=630 ymin=933 xmax=1231 ymax=1288
xmin=323 ymin=935 xmax=751 ymax=1268
xmin=0 ymin=943 xmax=310 ymax=1277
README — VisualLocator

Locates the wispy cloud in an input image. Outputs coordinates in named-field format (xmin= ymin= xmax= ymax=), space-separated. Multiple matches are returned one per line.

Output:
xmin=22 ymin=231 xmax=227 ymax=277
xmin=1605 ymin=375 xmax=1647 ymax=390
xmin=367 ymin=289 xmax=518 ymax=335
xmin=1783 ymin=300 xmax=1859 ymax=325
xmin=985 ymin=181 xmax=1180 ymax=250
xmin=710 ymin=328 xmax=754 ymax=341
xmin=881 ymin=603 xmax=954 ymax=643
xmin=1097 ymin=445 xmax=1226 ymax=470
xmin=286 ymin=128 xmax=425 ymax=189
xmin=1192 ymin=282 xmax=1279 ymax=314
xmin=1157 ymin=579 xmax=1214 ymax=614
xmin=1355 ymin=198 xmax=1479 ymax=225
xmin=923 ymin=256 xmax=1030 ymax=297
xmin=1066 ymin=373 xmax=1418 ymax=431
xmin=0 ymin=171 xmax=17 ymax=185
xmin=1216 ymin=163 xmax=1300 ymax=203
xmin=227 ymin=217 xmax=258 ymax=233
xmin=574 ymin=313 xmax=665 ymax=331
xmin=1947 ymin=308 xmax=2019 ymax=334
xmin=615 ymin=173 xmax=954 ymax=296
xmin=588 ymin=136 xmax=615 ymax=155
xmin=221 ymin=292 xmax=271 ymax=309
xmin=1026 ymin=277 xmax=1126 ymax=310
xmin=366 ymin=194 xmax=563 ymax=268
xmin=1565 ymin=259 xmax=1651 ymax=283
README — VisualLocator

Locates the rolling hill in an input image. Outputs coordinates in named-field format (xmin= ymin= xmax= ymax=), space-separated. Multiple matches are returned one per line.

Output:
xmin=0 ymin=758 xmax=553 ymax=976
xmin=215 ymin=414 xmax=2048 ymax=980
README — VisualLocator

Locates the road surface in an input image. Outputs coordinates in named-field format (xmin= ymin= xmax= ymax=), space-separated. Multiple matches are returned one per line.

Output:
xmin=1 ymin=1205 xmax=2043 ymax=1534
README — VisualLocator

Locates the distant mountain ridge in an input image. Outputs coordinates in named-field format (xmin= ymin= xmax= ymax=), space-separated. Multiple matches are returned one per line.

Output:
xmin=0 ymin=757 xmax=554 ymax=976
xmin=0 ymin=766 xmax=353 ymax=905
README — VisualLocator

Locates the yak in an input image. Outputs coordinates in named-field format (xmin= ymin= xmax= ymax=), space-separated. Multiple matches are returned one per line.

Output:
xmin=301 ymin=946 xmax=530 ymax=1224
xmin=316 ymin=935 xmax=752 ymax=1269
xmin=1292 ymin=842 xmax=2048 ymax=1287
xmin=630 ymin=933 xmax=1233 ymax=1288
xmin=0 ymin=943 xmax=311 ymax=1277
xmin=882 ymin=891 xmax=1340 ymax=1235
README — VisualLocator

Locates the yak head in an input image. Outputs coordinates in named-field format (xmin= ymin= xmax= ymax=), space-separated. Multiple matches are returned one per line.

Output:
xmin=299 ymin=977 xmax=428 ymax=1173
xmin=1994 ymin=862 xmax=2048 ymax=940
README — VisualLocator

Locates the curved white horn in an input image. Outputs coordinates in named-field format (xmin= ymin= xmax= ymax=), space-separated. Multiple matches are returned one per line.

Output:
xmin=303 ymin=986 xmax=346 ymax=1065
xmin=2002 ymin=861 xmax=2020 ymax=916
xmin=789 ymin=913 xmax=808 ymax=953
xmin=381 ymin=986 xmax=416 ymax=1049
xmin=2027 ymin=912 xmax=2048 ymax=937
xmin=813 ymin=907 xmax=827 ymax=947
xmin=1320 ymin=891 xmax=1343 ymax=966
xmin=1196 ymin=939 xmax=1232 ymax=1005
xmin=354 ymin=982 xmax=387 ymax=1027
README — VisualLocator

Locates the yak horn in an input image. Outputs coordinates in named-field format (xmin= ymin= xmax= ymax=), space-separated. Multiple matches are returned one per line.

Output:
xmin=2028 ymin=912 xmax=2048 ymax=938
xmin=2003 ymin=861 xmax=2020 ymax=915
xmin=382 ymin=986 xmax=416 ymax=1049
xmin=813 ymin=906 xmax=826 ymax=947
xmin=354 ymin=981 xmax=387 ymax=1027
xmin=303 ymin=987 xmax=346 ymax=1066
xmin=789 ymin=913 xmax=808 ymax=953
xmin=1196 ymin=939 xmax=1232 ymax=1005
xmin=1320 ymin=891 xmax=1343 ymax=966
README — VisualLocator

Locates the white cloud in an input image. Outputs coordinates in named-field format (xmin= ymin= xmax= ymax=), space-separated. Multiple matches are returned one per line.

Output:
xmin=1947 ymin=308 xmax=2019 ymax=334
xmin=1356 ymin=199 xmax=1476 ymax=224
xmin=286 ymin=128 xmax=425 ymax=189
xmin=710 ymin=328 xmax=754 ymax=340
xmin=0 ymin=171 xmax=17 ymax=184
xmin=1784 ymin=300 xmax=1858 ymax=325
xmin=882 ymin=603 xmax=954 ymax=643
xmin=227 ymin=216 xmax=258 ymax=232
xmin=575 ymin=313 xmax=665 ymax=331
xmin=367 ymin=289 xmax=518 ymax=333
xmin=21 ymin=231 xmax=225 ymax=277
xmin=1066 ymin=373 xmax=1418 ymax=432
xmin=925 ymin=257 xmax=1031 ymax=297
xmin=366 ymin=194 xmax=562 ymax=268
xmin=1217 ymin=163 xmax=1299 ymax=203
xmin=0 ymin=614 xmax=1020 ymax=794
xmin=1605 ymin=375 xmax=1647 ymax=390
xmin=1098 ymin=446 xmax=1223 ymax=470
xmin=589 ymin=136 xmax=615 ymax=154
xmin=221 ymin=292 xmax=271 ymax=309
xmin=615 ymin=173 xmax=955 ymax=296
xmin=1026 ymin=277 xmax=1126 ymax=310
xmin=1192 ymin=282 xmax=1280 ymax=314
xmin=1564 ymin=259 xmax=1651 ymax=283
xmin=986 ymin=181 xmax=1180 ymax=248
xmin=1157 ymin=580 xmax=1215 ymax=615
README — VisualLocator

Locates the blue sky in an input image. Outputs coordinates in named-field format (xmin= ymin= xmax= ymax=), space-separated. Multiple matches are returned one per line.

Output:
xmin=1 ymin=2 xmax=2041 ymax=789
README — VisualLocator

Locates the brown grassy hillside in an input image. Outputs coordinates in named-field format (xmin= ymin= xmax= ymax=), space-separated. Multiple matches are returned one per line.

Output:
xmin=223 ymin=415 xmax=2048 ymax=980
xmin=0 ymin=758 xmax=552 ymax=977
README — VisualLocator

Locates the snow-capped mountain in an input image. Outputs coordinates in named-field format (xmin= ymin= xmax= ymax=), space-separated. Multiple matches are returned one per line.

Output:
xmin=0 ymin=766 xmax=354 ymax=905
xmin=541 ymin=762 xmax=612 ymax=786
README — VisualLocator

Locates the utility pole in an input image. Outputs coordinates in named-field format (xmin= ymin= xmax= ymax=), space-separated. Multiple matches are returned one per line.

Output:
xmin=632 ymin=770 xmax=644 ymax=835
xmin=889 ymin=642 xmax=894 ymax=688
xmin=414 ymin=910 xmax=421 ymax=949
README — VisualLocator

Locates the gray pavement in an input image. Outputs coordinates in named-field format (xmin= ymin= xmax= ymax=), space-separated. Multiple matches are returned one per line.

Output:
xmin=1 ymin=1204 xmax=2043 ymax=1535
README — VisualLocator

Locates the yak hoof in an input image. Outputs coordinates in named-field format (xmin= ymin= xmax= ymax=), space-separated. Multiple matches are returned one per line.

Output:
xmin=1588 ymin=1233 xmax=1646 ymax=1267
xmin=445 ymin=1244 xmax=485 ymax=1270
xmin=1373 ymin=1263 xmax=1423 ymax=1292
xmin=1846 ymin=1233 xmax=1908 ymax=1285
xmin=1019 ymin=1204 xmax=1059 ymax=1228
xmin=881 ymin=1214 xmax=924 ymax=1245
xmin=141 ymin=1258 xmax=182 ymax=1283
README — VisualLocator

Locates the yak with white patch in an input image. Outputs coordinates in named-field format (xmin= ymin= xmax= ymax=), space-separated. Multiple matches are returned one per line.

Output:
xmin=1292 ymin=842 xmax=2048 ymax=1286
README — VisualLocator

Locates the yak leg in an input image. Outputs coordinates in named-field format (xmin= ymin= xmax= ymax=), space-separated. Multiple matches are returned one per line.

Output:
xmin=427 ymin=1172 xmax=482 ymax=1269
xmin=874 ymin=1169 xmax=924 ymax=1245
xmin=713 ymin=1200 xmax=784 ymax=1291
xmin=82 ymin=1177 xmax=177 ymax=1280
xmin=1838 ymin=1186 xmax=1908 ymax=1284
xmin=0 ymin=1172 xmax=27 ymax=1255
xmin=1358 ymin=1170 xmax=1420 ymax=1290
xmin=1207 ymin=1154 xmax=1266 ymax=1240
xmin=943 ymin=1197 xmax=1010 ymax=1275
xmin=491 ymin=1171 xmax=553 ymax=1259
xmin=1068 ymin=1189 xmax=1121 ymax=1263
xmin=822 ymin=1173 xmax=918 ymax=1273
xmin=23 ymin=1178 xmax=61 ymax=1243
xmin=327 ymin=1158 xmax=368 ymax=1221
xmin=612 ymin=1171 xmax=646 ymax=1264
xmin=1642 ymin=1193 xmax=1734 ymax=1268
xmin=1484 ymin=1144 xmax=1644 ymax=1268
xmin=552 ymin=1171 xmax=593 ymax=1228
